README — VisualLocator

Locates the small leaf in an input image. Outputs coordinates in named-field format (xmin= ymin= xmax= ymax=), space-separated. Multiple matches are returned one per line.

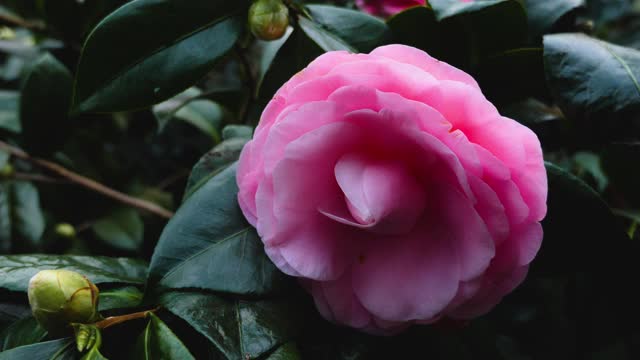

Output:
xmin=19 ymin=53 xmax=73 ymax=155
xmin=0 ymin=317 xmax=47 ymax=351
xmin=92 ymin=208 xmax=144 ymax=252
xmin=305 ymin=5 xmax=391 ymax=53
xmin=73 ymin=0 xmax=248 ymax=113
xmin=543 ymin=34 xmax=640 ymax=140
xmin=98 ymin=286 xmax=143 ymax=311
xmin=133 ymin=313 xmax=195 ymax=360
xmin=160 ymin=292 xmax=301 ymax=360
xmin=0 ymin=338 xmax=75 ymax=360
xmin=148 ymin=164 xmax=286 ymax=296
xmin=0 ymin=90 xmax=20 ymax=133
xmin=0 ymin=181 xmax=45 ymax=253
xmin=0 ymin=255 xmax=147 ymax=292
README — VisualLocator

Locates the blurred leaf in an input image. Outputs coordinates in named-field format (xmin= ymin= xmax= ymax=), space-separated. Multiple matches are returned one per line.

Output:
xmin=587 ymin=0 xmax=632 ymax=24
xmin=0 ymin=255 xmax=147 ymax=292
xmin=183 ymin=127 xmax=252 ymax=199
xmin=160 ymin=292 xmax=301 ymax=360
xmin=98 ymin=286 xmax=143 ymax=311
xmin=305 ymin=5 xmax=391 ymax=53
xmin=73 ymin=0 xmax=248 ymax=114
xmin=0 ymin=150 xmax=8 ymax=169
xmin=267 ymin=343 xmax=301 ymax=360
xmin=19 ymin=53 xmax=73 ymax=156
xmin=92 ymin=208 xmax=144 ymax=251
xmin=0 ymin=302 xmax=30 ymax=333
xmin=572 ymin=151 xmax=608 ymax=192
xmin=148 ymin=163 xmax=285 ymax=296
xmin=133 ymin=313 xmax=195 ymax=360
xmin=0 ymin=338 xmax=75 ymax=360
xmin=543 ymin=33 xmax=640 ymax=141
xmin=0 ymin=317 xmax=47 ymax=351
xmin=0 ymin=91 xmax=20 ymax=133
xmin=524 ymin=0 xmax=585 ymax=37
xmin=0 ymin=181 xmax=45 ymax=253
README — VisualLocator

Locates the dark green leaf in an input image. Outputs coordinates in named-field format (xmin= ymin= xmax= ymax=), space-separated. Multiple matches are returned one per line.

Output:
xmin=19 ymin=53 xmax=73 ymax=156
xmin=524 ymin=0 xmax=585 ymax=37
xmin=543 ymin=33 xmax=640 ymax=141
xmin=0 ymin=90 xmax=20 ymax=133
xmin=148 ymin=164 xmax=285 ymax=296
xmin=98 ymin=286 xmax=143 ymax=311
xmin=587 ymin=0 xmax=631 ymax=24
xmin=133 ymin=313 xmax=195 ymax=360
xmin=0 ymin=338 xmax=75 ymax=360
xmin=73 ymin=0 xmax=248 ymax=113
xmin=602 ymin=142 xmax=640 ymax=206
xmin=0 ymin=150 xmax=8 ymax=169
xmin=298 ymin=16 xmax=353 ymax=52
xmin=266 ymin=343 xmax=301 ymax=360
xmin=160 ymin=292 xmax=301 ymax=360
xmin=183 ymin=129 xmax=251 ymax=199
xmin=0 ymin=302 xmax=30 ymax=333
xmin=0 ymin=181 xmax=45 ymax=253
xmin=92 ymin=208 xmax=144 ymax=251
xmin=387 ymin=6 xmax=439 ymax=55
xmin=305 ymin=5 xmax=390 ymax=53
xmin=0 ymin=255 xmax=147 ymax=292
xmin=0 ymin=317 xmax=47 ymax=351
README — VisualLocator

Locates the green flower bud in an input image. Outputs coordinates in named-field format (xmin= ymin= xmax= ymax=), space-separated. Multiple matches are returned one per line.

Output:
xmin=0 ymin=163 xmax=14 ymax=178
xmin=55 ymin=223 xmax=77 ymax=238
xmin=28 ymin=270 xmax=100 ymax=335
xmin=249 ymin=0 xmax=289 ymax=41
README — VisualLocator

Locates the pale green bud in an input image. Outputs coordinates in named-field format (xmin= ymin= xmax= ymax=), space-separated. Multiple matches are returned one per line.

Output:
xmin=249 ymin=0 xmax=289 ymax=41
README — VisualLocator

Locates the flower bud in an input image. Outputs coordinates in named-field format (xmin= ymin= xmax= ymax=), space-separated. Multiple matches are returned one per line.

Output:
xmin=55 ymin=223 xmax=77 ymax=238
xmin=28 ymin=270 xmax=100 ymax=335
xmin=249 ymin=0 xmax=289 ymax=41
xmin=0 ymin=163 xmax=14 ymax=178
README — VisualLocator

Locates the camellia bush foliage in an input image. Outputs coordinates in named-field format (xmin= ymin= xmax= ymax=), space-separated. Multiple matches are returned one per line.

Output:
xmin=1 ymin=0 xmax=640 ymax=358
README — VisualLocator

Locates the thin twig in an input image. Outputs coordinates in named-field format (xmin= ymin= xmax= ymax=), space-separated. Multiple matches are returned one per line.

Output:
xmin=0 ymin=13 xmax=45 ymax=31
xmin=12 ymin=172 xmax=71 ymax=184
xmin=0 ymin=140 xmax=174 ymax=219
xmin=94 ymin=307 xmax=160 ymax=330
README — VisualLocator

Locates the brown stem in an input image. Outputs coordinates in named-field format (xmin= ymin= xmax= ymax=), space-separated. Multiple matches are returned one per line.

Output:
xmin=94 ymin=307 xmax=160 ymax=330
xmin=0 ymin=141 xmax=174 ymax=219
xmin=0 ymin=13 xmax=45 ymax=31
xmin=12 ymin=172 xmax=71 ymax=184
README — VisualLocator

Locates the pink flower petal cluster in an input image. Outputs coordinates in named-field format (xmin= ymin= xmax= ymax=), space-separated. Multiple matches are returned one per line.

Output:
xmin=237 ymin=45 xmax=547 ymax=334
xmin=355 ymin=0 xmax=425 ymax=17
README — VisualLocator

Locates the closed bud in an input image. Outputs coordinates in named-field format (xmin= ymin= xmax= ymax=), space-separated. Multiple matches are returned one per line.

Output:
xmin=249 ymin=0 xmax=289 ymax=41
xmin=28 ymin=270 xmax=100 ymax=335
xmin=55 ymin=223 xmax=77 ymax=238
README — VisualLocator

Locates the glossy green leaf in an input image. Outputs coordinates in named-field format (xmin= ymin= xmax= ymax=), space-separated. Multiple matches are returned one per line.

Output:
xmin=0 ymin=317 xmax=47 ymax=351
xmin=524 ymin=0 xmax=584 ymax=37
xmin=160 ymin=292 xmax=301 ymax=360
xmin=92 ymin=208 xmax=144 ymax=251
xmin=305 ymin=5 xmax=390 ymax=53
xmin=19 ymin=53 xmax=73 ymax=156
xmin=543 ymin=33 xmax=640 ymax=140
xmin=387 ymin=6 xmax=439 ymax=55
xmin=298 ymin=16 xmax=353 ymax=52
xmin=0 ymin=90 xmax=20 ymax=133
xmin=133 ymin=313 xmax=195 ymax=360
xmin=0 ymin=338 xmax=75 ymax=360
xmin=73 ymin=0 xmax=248 ymax=114
xmin=183 ymin=127 xmax=252 ymax=199
xmin=98 ymin=286 xmax=143 ymax=311
xmin=148 ymin=163 xmax=285 ymax=296
xmin=266 ymin=343 xmax=301 ymax=360
xmin=0 ymin=181 xmax=45 ymax=253
xmin=0 ymin=255 xmax=147 ymax=292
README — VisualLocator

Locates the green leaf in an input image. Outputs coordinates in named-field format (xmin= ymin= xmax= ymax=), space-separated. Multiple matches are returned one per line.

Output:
xmin=298 ymin=16 xmax=353 ymax=52
xmin=0 ymin=90 xmax=20 ymax=133
xmin=0 ymin=150 xmax=8 ymax=169
xmin=148 ymin=163 xmax=285 ymax=296
xmin=152 ymin=87 xmax=225 ymax=141
xmin=0 ymin=302 xmax=30 ymax=333
xmin=0 ymin=181 xmax=46 ymax=253
xmin=543 ymin=34 xmax=640 ymax=140
xmin=19 ymin=53 xmax=73 ymax=156
xmin=0 ymin=317 xmax=47 ymax=351
xmin=0 ymin=338 xmax=75 ymax=360
xmin=0 ymin=255 xmax=147 ymax=292
xmin=73 ymin=0 xmax=248 ymax=114
xmin=387 ymin=6 xmax=439 ymax=56
xmin=183 ymin=128 xmax=252 ymax=199
xmin=266 ymin=343 xmax=301 ymax=360
xmin=92 ymin=208 xmax=144 ymax=252
xmin=160 ymin=292 xmax=301 ymax=360
xmin=98 ymin=286 xmax=143 ymax=311
xmin=524 ymin=0 xmax=584 ymax=37
xmin=133 ymin=313 xmax=195 ymax=360
xmin=305 ymin=5 xmax=390 ymax=53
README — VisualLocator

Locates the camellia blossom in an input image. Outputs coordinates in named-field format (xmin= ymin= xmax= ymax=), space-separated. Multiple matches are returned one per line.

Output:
xmin=237 ymin=45 xmax=547 ymax=334
xmin=355 ymin=0 xmax=424 ymax=17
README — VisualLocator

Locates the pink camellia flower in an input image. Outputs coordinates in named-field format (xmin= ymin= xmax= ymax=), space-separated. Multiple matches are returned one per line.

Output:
xmin=237 ymin=45 xmax=547 ymax=334
xmin=355 ymin=0 xmax=424 ymax=17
